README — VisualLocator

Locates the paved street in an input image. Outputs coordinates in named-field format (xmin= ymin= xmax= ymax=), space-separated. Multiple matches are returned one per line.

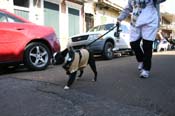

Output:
xmin=0 ymin=51 xmax=175 ymax=116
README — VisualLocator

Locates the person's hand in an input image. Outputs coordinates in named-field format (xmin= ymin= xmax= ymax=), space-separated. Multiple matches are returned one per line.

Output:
xmin=116 ymin=19 xmax=121 ymax=27
xmin=116 ymin=19 xmax=121 ymax=23
xmin=114 ymin=19 xmax=121 ymax=37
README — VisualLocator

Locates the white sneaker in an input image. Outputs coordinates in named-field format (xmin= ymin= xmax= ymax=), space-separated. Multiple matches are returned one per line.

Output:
xmin=64 ymin=86 xmax=70 ymax=90
xmin=138 ymin=62 xmax=143 ymax=71
xmin=140 ymin=70 xmax=150 ymax=78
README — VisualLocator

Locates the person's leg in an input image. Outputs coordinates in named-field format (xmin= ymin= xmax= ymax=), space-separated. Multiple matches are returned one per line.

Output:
xmin=130 ymin=38 xmax=144 ymax=62
xmin=141 ymin=21 xmax=158 ymax=78
xmin=130 ymin=38 xmax=144 ymax=70
xmin=140 ymin=39 xmax=153 ymax=78
xmin=142 ymin=39 xmax=153 ymax=70
xmin=154 ymin=40 xmax=158 ymax=52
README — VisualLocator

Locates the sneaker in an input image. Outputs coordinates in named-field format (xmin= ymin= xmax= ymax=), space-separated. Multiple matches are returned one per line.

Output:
xmin=64 ymin=86 xmax=70 ymax=90
xmin=138 ymin=62 xmax=143 ymax=71
xmin=140 ymin=70 xmax=150 ymax=78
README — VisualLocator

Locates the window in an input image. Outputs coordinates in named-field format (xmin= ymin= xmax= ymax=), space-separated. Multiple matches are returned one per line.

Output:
xmin=88 ymin=26 xmax=100 ymax=32
xmin=68 ymin=8 xmax=80 ymax=36
xmin=14 ymin=0 xmax=29 ymax=7
xmin=6 ymin=14 xmax=24 ymax=23
xmin=85 ymin=13 xmax=94 ymax=32
xmin=0 ymin=12 xmax=24 ymax=23
xmin=0 ymin=13 xmax=7 ymax=22
xmin=120 ymin=24 xmax=129 ymax=33
xmin=104 ymin=24 xmax=114 ymax=30
xmin=33 ymin=0 xmax=41 ymax=8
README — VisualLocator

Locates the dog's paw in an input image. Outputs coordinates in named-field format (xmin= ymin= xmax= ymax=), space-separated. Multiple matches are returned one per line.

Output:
xmin=64 ymin=86 xmax=70 ymax=90
xmin=92 ymin=79 xmax=97 ymax=82
xmin=92 ymin=77 xmax=97 ymax=82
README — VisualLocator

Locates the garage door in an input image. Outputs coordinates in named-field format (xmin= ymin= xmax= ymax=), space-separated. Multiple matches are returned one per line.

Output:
xmin=44 ymin=1 xmax=59 ymax=37
xmin=68 ymin=7 xmax=80 ymax=37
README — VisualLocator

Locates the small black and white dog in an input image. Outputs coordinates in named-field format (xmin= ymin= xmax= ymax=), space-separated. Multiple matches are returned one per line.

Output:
xmin=53 ymin=47 xmax=97 ymax=90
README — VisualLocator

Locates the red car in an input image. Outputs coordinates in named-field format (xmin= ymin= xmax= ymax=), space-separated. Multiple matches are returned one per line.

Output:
xmin=0 ymin=9 xmax=60 ymax=70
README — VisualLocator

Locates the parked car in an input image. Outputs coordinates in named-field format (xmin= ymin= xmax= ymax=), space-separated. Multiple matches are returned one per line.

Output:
xmin=69 ymin=23 xmax=132 ymax=60
xmin=0 ymin=9 xmax=60 ymax=70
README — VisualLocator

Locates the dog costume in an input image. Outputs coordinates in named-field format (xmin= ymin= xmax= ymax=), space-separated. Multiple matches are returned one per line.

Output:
xmin=62 ymin=48 xmax=97 ymax=89
xmin=67 ymin=49 xmax=89 ymax=73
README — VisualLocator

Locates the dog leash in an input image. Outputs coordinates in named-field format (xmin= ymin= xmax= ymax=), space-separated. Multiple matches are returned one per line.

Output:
xmin=86 ymin=22 xmax=120 ymax=47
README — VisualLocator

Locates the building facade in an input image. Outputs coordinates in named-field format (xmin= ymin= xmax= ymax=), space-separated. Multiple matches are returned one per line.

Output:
xmin=1 ymin=0 xmax=172 ymax=49
xmin=160 ymin=3 xmax=175 ymax=39
xmin=0 ymin=0 xmax=129 ymax=50
xmin=0 ymin=0 xmax=86 ymax=49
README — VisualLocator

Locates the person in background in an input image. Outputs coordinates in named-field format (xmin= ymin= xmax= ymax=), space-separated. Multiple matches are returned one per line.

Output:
xmin=117 ymin=0 xmax=166 ymax=78
xmin=157 ymin=30 xmax=170 ymax=52
xmin=168 ymin=34 xmax=175 ymax=50
xmin=153 ymin=33 xmax=160 ymax=52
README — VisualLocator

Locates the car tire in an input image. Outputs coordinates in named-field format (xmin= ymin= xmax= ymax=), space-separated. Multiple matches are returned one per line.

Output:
xmin=24 ymin=42 xmax=51 ymax=71
xmin=103 ymin=42 xmax=114 ymax=60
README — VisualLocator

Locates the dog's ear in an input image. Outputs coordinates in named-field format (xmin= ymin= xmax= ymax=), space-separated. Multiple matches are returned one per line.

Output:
xmin=61 ymin=48 xmax=68 ymax=57
xmin=68 ymin=48 xmax=75 ymax=60
xmin=62 ymin=48 xmax=75 ymax=71
xmin=53 ymin=52 xmax=65 ymax=65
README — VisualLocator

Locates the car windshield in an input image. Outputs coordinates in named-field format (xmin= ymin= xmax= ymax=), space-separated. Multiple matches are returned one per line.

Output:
xmin=88 ymin=23 xmax=115 ymax=32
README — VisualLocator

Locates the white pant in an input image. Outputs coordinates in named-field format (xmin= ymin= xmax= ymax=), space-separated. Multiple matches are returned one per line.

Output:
xmin=130 ymin=24 xmax=158 ymax=42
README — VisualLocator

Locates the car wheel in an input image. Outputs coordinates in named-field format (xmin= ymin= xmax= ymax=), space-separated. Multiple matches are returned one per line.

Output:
xmin=24 ymin=42 xmax=51 ymax=71
xmin=103 ymin=42 xmax=114 ymax=60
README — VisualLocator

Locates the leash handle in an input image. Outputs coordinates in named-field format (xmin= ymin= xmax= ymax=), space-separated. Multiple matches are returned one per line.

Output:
xmin=116 ymin=22 xmax=120 ymax=32
xmin=114 ymin=22 xmax=120 ymax=38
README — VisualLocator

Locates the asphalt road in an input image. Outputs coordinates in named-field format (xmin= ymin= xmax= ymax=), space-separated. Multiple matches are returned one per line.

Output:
xmin=0 ymin=51 xmax=175 ymax=116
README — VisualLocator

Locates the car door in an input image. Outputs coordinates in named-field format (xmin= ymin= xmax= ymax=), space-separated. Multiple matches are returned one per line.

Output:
xmin=0 ymin=12 xmax=25 ymax=62
xmin=116 ymin=24 xmax=130 ymax=49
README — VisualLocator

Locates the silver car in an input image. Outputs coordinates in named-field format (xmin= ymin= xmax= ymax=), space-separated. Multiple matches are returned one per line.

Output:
xmin=69 ymin=23 xmax=132 ymax=60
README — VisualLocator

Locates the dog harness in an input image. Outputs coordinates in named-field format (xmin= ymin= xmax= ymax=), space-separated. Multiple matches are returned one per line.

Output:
xmin=68 ymin=49 xmax=89 ymax=73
